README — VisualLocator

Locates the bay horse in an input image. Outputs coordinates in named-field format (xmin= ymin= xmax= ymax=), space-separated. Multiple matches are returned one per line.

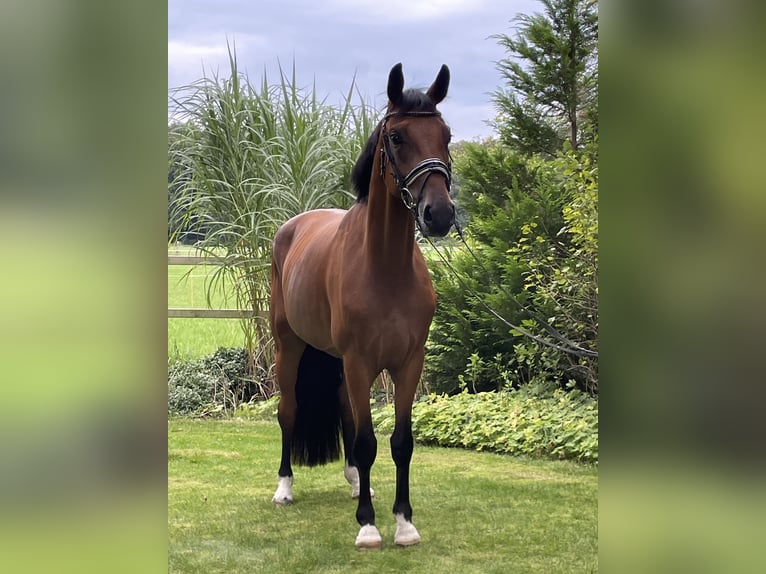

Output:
xmin=269 ymin=63 xmax=455 ymax=549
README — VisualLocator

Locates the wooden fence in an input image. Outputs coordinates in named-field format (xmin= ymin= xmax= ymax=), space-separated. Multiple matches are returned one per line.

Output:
xmin=167 ymin=255 xmax=265 ymax=319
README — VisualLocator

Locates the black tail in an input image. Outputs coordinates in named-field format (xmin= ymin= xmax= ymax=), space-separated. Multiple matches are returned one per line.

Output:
xmin=292 ymin=345 xmax=344 ymax=466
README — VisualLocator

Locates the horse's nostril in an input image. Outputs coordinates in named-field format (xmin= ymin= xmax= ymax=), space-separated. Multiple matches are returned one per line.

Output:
xmin=423 ymin=205 xmax=433 ymax=223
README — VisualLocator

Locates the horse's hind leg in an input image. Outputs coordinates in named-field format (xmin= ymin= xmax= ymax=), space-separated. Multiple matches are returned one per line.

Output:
xmin=270 ymin=264 xmax=305 ymax=505
xmin=340 ymin=382 xmax=359 ymax=496
xmin=272 ymin=334 xmax=304 ymax=505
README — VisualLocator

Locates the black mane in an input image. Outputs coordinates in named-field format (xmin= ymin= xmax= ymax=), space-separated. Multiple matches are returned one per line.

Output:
xmin=350 ymin=89 xmax=439 ymax=203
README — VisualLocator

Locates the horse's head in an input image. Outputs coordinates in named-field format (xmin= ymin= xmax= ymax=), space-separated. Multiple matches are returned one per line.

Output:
xmin=381 ymin=63 xmax=456 ymax=237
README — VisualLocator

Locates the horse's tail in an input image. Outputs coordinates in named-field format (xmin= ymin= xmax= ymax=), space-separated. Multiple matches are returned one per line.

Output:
xmin=292 ymin=344 xmax=344 ymax=467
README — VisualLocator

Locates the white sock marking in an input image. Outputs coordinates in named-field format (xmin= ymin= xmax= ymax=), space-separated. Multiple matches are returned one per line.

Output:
xmin=394 ymin=513 xmax=421 ymax=546
xmin=344 ymin=464 xmax=374 ymax=498
xmin=272 ymin=475 xmax=293 ymax=505
xmin=355 ymin=524 xmax=383 ymax=549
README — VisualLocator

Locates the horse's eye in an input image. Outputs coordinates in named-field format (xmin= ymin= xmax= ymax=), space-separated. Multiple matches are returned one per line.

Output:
xmin=390 ymin=132 xmax=403 ymax=146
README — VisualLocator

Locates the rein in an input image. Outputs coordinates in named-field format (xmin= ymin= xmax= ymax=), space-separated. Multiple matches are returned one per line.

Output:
xmin=379 ymin=111 xmax=452 ymax=219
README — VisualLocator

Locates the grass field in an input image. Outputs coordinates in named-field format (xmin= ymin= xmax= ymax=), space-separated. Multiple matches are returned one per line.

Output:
xmin=168 ymin=248 xmax=244 ymax=361
xmin=168 ymin=419 xmax=598 ymax=573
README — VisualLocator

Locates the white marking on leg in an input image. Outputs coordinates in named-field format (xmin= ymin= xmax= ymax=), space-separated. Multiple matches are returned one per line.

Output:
xmin=355 ymin=524 xmax=383 ymax=549
xmin=272 ymin=475 xmax=294 ymax=505
xmin=394 ymin=513 xmax=421 ymax=546
xmin=344 ymin=464 xmax=375 ymax=499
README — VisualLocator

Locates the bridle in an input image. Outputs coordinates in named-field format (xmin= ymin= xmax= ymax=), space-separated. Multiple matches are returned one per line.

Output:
xmin=379 ymin=111 xmax=452 ymax=219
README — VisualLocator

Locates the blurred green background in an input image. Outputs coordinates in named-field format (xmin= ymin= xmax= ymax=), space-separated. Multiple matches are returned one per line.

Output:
xmin=600 ymin=1 xmax=766 ymax=571
xmin=0 ymin=1 xmax=167 ymax=572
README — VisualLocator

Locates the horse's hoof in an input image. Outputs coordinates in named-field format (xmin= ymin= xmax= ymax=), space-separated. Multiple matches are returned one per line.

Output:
xmin=394 ymin=514 xmax=421 ymax=546
xmin=272 ymin=476 xmax=293 ymax=505
xmin=355 ymin=524 xmax=383 ymax=550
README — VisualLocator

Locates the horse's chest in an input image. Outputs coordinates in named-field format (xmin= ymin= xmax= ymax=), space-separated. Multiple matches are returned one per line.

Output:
xmin=342 ymin=272 xmax=433 ymax=318
xmin=333 ymin=279 xmax=435 ymax=358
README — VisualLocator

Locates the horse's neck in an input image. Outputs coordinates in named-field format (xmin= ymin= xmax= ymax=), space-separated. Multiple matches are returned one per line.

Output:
xmin=363 ymin=173 xmax=416 ymax=275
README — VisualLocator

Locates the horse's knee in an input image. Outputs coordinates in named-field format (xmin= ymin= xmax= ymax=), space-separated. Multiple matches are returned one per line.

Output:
xmin=390 ymin=422 xmax=413 ymax=467
xmin=353 ymin=427 xmax=377 ymax=470
xmin=353 ymin=427 xmax=378 ymax=527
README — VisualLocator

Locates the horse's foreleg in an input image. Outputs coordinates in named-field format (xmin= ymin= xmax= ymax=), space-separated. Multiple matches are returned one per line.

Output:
xmin=339 ymin=381 xmax=375 ymax=500
xmin=344 ymin=356 xmax=382 ymax=549
xmin=389 ymin=351 xmax=424 ymax=546
xmin=390 ymin=419 xmax=420 ymax=545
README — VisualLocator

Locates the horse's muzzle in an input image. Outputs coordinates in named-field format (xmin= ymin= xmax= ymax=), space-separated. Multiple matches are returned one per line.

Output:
xmin=420 ymin=200 xmax=455 ymax=237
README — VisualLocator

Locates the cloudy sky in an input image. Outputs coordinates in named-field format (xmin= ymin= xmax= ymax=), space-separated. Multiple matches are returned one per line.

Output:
xmin=169 ymin=0 xmax=541 ymax=141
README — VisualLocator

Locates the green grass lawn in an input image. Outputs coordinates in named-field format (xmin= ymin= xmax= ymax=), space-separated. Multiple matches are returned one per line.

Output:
xmin=168 ymin=253 xmax=244 ymax=361
xmin=169 ymin=419 xmax=597 ymax=573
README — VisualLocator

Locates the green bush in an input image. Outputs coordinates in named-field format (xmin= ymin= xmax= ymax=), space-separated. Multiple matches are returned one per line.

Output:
xmin=372 ymin=385 xmax=597 ymax=463
xmin=424 ymin=141 xmax=568 ymax=394
xmin=426 ymin=137 xmax=598 ymax=394
xmin=168 ymin=347 xmax=256 ymax=416
xmin=235 ymin=395 xmax=279 ymax=420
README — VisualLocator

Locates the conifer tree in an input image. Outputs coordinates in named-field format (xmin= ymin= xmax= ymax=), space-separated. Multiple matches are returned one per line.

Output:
xmin=492 ymin=0 xmax=598 ymax=155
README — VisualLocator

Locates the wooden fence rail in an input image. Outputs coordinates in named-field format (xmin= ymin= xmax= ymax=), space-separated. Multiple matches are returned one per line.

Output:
xmin=167 ymin=255 xmax=219 ymax=266
xmin=167 ymin=254 xmax=266 ymax=319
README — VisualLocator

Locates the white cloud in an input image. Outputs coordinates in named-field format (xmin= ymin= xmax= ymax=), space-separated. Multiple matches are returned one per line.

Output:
xmin=167 ymin=0 xmax=541 ymax=138
xmin=168 ymin=34 xmax=270 ymax=90
xmin=440 ymin=101 xmax=497 ymax=142
xmin=326 ymin=0 xmax=487 ymax=21
xmin=168 ymin=40 xmax=229 ymax=86
xmin=168 ymin=40 xmax=227 ymax=62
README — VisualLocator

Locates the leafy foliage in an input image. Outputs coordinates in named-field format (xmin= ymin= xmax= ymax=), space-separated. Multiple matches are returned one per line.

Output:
xmin=168 ymin=122 xmax=205 ymax=244
xmin=168 ymin=347 xmax=259 ymax=416
xmin=373 ymin=385 xmax=597 ymax=463
xmin=235 ymin=394 xmax=280 ymax=420
xmin=509 ymin=137 xmax=598 ymax=391
xmin=428 ymin=138 xmax=598 ymax=393
xmin=426 ymin=139 xmax=572 ymax=393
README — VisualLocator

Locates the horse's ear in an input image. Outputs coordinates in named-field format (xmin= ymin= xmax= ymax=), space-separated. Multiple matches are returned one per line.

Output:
xmin=387 ymin=63 xmax=404 ymax=107
xmin=427 ymin=64 xmax=450 ymax=105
